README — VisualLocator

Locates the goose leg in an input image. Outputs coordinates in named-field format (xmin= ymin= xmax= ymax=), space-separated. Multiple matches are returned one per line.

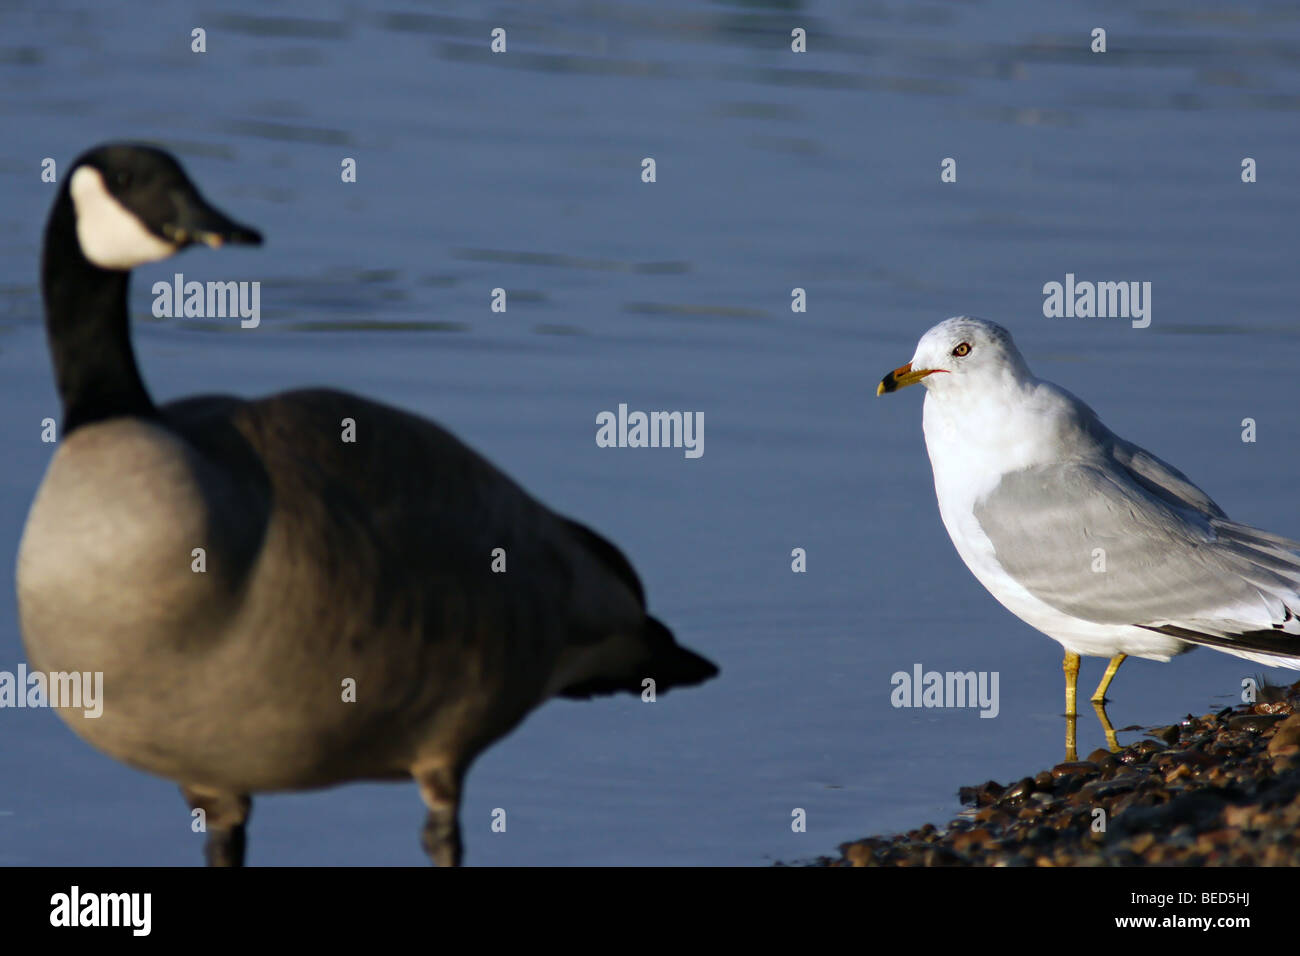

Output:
xmin=180 ymin=786 xmax=251 ymax=867
xmin=416 ymin=764 xmax=463 ymax=867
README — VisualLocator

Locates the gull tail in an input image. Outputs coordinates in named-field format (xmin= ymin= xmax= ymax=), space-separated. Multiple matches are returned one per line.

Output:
xmin=1138 ymin=517 xmax=1300 ymax=668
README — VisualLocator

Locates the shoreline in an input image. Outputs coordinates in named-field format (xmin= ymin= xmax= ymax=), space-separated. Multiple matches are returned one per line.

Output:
xmin=822 ymin=680 xmax=1300 ymax=866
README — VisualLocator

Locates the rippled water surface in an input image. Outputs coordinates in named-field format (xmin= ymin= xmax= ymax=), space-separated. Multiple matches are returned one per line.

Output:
xmin=2 ymin=1 xmax=1299 ymax=865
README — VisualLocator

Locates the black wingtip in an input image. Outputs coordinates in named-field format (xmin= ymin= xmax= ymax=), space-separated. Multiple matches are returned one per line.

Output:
xmin=1140 ymin=623 xmax=1300 ymax=661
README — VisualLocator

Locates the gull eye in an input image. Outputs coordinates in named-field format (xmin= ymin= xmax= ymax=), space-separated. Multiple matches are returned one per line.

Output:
xmin=952 ymin=342 xmax=971 ymax=357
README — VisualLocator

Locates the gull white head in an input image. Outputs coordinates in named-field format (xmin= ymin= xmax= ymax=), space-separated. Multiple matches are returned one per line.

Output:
xmin=876 ymin=316 xmax=1032 ymax=398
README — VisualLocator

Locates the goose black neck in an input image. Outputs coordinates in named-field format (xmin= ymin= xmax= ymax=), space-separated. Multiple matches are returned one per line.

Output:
xmin=41 ymin=188 xmax=157 ymax=434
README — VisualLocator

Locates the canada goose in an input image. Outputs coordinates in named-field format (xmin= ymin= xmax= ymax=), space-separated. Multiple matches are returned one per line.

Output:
xmin=18 ymin=143 xmax=718 ymax=866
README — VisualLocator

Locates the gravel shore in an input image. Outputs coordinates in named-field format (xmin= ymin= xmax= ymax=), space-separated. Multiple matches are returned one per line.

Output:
xmin=825 ymin=680 xmax=1300 ymax=866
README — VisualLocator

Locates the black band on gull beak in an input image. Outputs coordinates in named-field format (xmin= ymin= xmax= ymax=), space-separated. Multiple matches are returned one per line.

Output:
xmin=876 ymin=362 xmax=938 ymax=396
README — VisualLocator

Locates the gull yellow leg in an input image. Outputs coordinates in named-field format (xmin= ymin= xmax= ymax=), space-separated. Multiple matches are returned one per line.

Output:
xmin=1063 ymin=651 xmax=1080 ymax=761
xmin=1091 ymin=653 xmax=1127 ymax=703
xmin=1063 ymin=651 xmax=1080 ymax=716
xmin=1087 ymin=654 xmax=1127 ymax=753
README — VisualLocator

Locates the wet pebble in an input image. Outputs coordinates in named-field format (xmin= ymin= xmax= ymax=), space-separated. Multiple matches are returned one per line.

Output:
xmin=1228 ymin=714 xmax=1286 ymax=734
xmin=830 ymin=679 xmax=1300 ymax=867
xmin=1267 ymin=715 xmax=1300 ymax=757
xmin=1004 ymin=777 xmax=1035 ymax=801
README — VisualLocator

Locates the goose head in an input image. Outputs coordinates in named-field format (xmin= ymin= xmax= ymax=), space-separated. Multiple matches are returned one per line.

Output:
xmin=64 ymin=143 xmax=262 ymax=271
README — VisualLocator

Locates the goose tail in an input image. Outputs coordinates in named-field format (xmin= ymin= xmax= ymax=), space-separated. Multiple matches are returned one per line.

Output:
xmin=643 ymin=615 xmax=720 ymax=691
xmin=558 ymin=615 xmax=718 ymax=699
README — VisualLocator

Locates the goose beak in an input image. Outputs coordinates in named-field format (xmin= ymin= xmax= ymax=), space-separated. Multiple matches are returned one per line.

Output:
xmin=876 ymin=362 xmax=937 ymax=396
xmin=162 ymin=191 xmax=262 ymax=249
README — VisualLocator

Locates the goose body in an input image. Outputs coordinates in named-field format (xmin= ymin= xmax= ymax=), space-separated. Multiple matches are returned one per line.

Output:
xmin=18 ymin=144 xmax=717 ymax=865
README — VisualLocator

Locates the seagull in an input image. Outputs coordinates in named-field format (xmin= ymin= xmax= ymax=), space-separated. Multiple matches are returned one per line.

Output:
xmin=877 ymin=316 xmax=1300 ymax=756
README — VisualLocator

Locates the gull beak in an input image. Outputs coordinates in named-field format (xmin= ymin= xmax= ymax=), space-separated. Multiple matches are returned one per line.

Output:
xmin=877 ymin=362 xmax=938 ymax=396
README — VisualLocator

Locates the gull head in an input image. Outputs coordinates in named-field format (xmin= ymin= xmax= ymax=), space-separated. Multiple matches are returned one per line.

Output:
xmin=876 ymin=316 xmax=1031 ymax=398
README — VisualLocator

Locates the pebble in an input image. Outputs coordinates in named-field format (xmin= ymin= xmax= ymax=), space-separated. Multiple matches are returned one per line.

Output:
xmin=828 ymin=679 xmax=1300 ymax=867
xmin=1267 ymin=714 xmax=1300 ymax=757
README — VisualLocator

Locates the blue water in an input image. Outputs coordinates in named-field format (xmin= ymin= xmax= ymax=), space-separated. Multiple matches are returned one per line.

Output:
xmin=2 ymin=1 xmax=1299 ymax=865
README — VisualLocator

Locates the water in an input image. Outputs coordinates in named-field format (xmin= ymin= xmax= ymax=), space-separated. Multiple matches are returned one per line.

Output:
xmin=2 ymin=0 xmax=1299 ymax=865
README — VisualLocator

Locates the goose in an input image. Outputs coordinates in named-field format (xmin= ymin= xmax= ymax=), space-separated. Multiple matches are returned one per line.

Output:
xmin=17 ymin=143 xmax=718 ymax=866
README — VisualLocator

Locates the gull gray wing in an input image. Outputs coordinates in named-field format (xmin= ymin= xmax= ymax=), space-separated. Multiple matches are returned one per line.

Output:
xmin=1107 ymin=436 xmax=1227 ymax=520
xmin=972 ymin=459 xmax=1300 ymax=657
xmin=1067 ymin=392 xmax=1227 ymax=519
